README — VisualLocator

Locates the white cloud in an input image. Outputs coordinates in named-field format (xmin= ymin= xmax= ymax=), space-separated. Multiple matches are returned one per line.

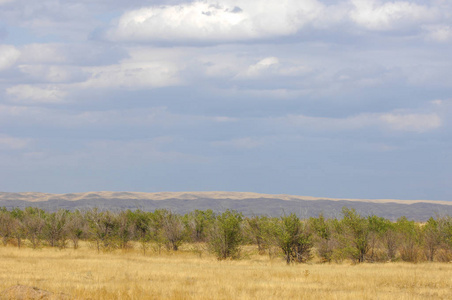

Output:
xmin=19 ymin=44 xmax=67 ymax=64
xmin=349 ymin=0 xmax=438 ymax=31
xmin=431 ymin=99 xmax=443 ymax=106
xmin=81 ymin=61 xmax=180 ymax=89
xmin=232 ymin=56 xmax=311 ymax=81
xmin=211 ymin=116 xmax=237 ymax=123
xmin=0 ymin=104 xmax=235 ymax=130
xmin=237 ymin=57 xmax=280 ymax=79
xmin=423 ymin=25 xmax=452 ymax=42
xmin=0 ymin=134 xmax=30 ymax=150
xmin=285 ymin=111 xmax=443 ymax=133
xmin=107 ymin=0 xmax=325 ymax=42
xmin=80 ymin=47 xmax=182 ymax=89
xmin=0 ymin=0 xmax=15 ymax=5
xmin=0 ymin=45 xmax=20 ymax=71
xmin=105 ymin=0 xmax=448 ymax=43
xmin=380 ymin=113 xmax=442 ymax=133
xmin=286 ymin=113 xmax=377 ymax=131
xmin=196 ymin=53 xmax=244 ymax=78
xmin=6 ymin=85 xmax=67 ymax=103
xmin=18 ymin=64 xmax=86 ymax=83
xmin=212 ymin=137 xmax=265 ymax=149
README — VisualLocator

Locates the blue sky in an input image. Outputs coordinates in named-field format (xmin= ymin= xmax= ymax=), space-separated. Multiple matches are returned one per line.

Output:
xmin=0 ymin=0 xmax=451 ymax=200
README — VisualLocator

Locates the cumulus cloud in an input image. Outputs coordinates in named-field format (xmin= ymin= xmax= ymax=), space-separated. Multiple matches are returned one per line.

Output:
xmin=285 ymin=111 xmax=443 ymax=133
xmin=107 ymin=0 xmax=325 ymax=42
xmin=211 ymin=137 xmax=265 ymax=149
xmin=0 ymin=44 xmax=20 ymax=71
xmin=6 ymin=85 xmax=67 ymax=103
xmin=81 ymin=61 xmax=181 ymax=89
xmin=285 ymin=113 xmax=377 ymax=131
xmin=423 ymin=25 xmax=452 ymax=42
xmin=349 ymin=0 xmax=439 ymax=31
xmin=196 ymin=53 xmax=243 ymax=78
xmin=104 ymin=0 xmax=449 ymax=43
xmin=79 ymin=47 xmax=183 ymax=89
xmin=79 ymin=139 xmax=203 ymax=166
xmin=0 ymin=134 xmax=30 ymax=150
xmin=18 ymin=44 xmax=67 ymax=64
xmin=380 ymin=113 xmax=442 ymax=133
xmin=18 ymin=64 xmax=87 ymax=83
xmin=360 ymin=0 xmax=438 ymax=32
xmin=237 ymin=57 xmax=280 ymax=79
xmin=0 ymin=0 xmax=15 ymax=5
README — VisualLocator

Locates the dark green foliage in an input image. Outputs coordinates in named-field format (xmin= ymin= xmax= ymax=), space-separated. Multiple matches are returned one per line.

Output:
xmin=276 ymin=214 xmax=312 ymax=264
xmin=117 ymin=210 xmax=135 ymax=249
xmin=438 ymin=216 xmax=452 ymax=248
xmin=161 ymin=210 xmax=185 ymax=251
xmin=422 ymin=217 xmax=441 ymax=261
xmin=43 ymin=210 xmax=69 ymax=248
xmin=66 ymin=210 xmax=86 ymax=249
xmin=309 ymin=214 xmax=335 ymax=262
xmin=85 ymin=209 xmax=121 ymax=252
xmin=23 ymin=207 xmax=46 ymax=249
xmin=395 ymin=216 xmax=422 ymax=262
xmin=367 ymin=215 xmax=392 ymax=261
xmin=341 ymin=208 xmax=370 ymax=263
xmin=0 ymin=210 xmax=14 ymax=246
xmin=130 ymin=210 xmax=152 ymax=254
xmin=245 ymin=216 xmax=273 ymax=254
xmin=1 ymin=206 xmax=452 ymax=264
xmin=184 ymin=209 xmax=215 ymax=242
xmin=208 ymin=210 xmax=243 ymax=260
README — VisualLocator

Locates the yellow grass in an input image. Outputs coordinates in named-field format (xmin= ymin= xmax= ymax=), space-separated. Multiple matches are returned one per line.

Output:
xmin=0 ymin=244 xmax=451 ymax=299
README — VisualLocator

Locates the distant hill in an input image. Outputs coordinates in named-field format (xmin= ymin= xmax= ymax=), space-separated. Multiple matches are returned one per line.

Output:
xmin=0 ymin=191 xmax=451 ymax=221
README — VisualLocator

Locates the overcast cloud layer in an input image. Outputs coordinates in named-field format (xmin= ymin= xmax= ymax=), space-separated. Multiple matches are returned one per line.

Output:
xmin=0 ymin=0 xmax=451 ymax=200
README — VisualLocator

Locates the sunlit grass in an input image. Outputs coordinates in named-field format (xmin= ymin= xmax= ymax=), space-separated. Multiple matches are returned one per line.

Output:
xmin=0 ymin=243 xmax=451 ymax=299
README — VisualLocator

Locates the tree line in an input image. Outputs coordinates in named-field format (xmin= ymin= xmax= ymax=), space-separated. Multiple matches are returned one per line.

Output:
xmin=0 ymin=206 xmax=451 ymax=264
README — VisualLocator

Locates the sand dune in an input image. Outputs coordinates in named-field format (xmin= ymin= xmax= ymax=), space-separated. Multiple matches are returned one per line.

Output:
xmin=0 ymin=191 xmax=450 ymax=206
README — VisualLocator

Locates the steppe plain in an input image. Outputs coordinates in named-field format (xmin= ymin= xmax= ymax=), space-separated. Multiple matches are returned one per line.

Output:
xmin=0 ymin=244 xmax=451 ymax=300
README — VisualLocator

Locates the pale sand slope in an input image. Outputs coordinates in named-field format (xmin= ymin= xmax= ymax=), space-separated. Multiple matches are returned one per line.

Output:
xmin=0 ymin=191 xmax=450 ymax=205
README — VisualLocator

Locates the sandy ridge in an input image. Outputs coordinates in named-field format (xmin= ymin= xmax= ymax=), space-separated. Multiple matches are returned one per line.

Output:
xmin=0 ymin=191 xmax=451 ymax=206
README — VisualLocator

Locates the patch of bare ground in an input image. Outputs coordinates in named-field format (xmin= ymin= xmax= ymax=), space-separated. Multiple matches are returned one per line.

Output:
xmin=0 ymin=285 xmax=69 ymax=300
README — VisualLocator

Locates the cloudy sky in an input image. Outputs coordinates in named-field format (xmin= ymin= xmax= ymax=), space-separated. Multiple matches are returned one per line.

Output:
xmin=0 ymin=0 xmax=451 ymax=200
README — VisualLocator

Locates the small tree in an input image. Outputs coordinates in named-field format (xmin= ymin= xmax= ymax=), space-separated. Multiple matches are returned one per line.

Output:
xmin=367 ymin=215 xmax=391 ymax=262
xmin=0 ymin=209 xmax=14 ymax=246
xmin=309 ymin=214 xmax=335 ymax=262
xmin=341 ymin=208 xmax=369 ymax=263
xmin=276 ymin=214 xmax=312 ymax=264
xmin=382 ymin=222 xmax=398 ymax=261
xmin=245 ymin=216 xmax=271 ymax=254
xmin=86 ymin=209 xmax=119 ymax=252
xmin=161 ymin=210 xmax=185 ymax=251
xmin=395 ymin=216 xmax=422 ymax=262
xmin=184 ymin=210 xmax=215 ymax=243
xmin=208 ymin=210 xmax=243 ymax=260
xmin=131 ymin=210 xmax=152 ymax=255
xmin=23 ymin=207 xmax=45 ymax=249
xmin=43 ymin=210 xmax=69 ymax=248
xmin=66 ymin=210 xmax=86 ymax=249
xmin=117 ymin=210 xmax=135 ymax=250
xmin=10 ymin=208 xmax=25 ymax=248
xmin=423 ymin=217 xmax=441 ymax=262
xmin=437 ymin=215 xmax=452 ymax=261
xmin=148 ymin=210 xmax=167 ymax=254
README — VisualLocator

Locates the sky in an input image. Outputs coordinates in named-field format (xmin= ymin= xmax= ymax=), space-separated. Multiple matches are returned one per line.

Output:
xmin=0 ymin=0 xmax=451 ymax=200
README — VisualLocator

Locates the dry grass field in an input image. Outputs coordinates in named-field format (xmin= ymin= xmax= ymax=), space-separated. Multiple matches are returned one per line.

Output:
xmin=0 ymin=244 xmax=451 ymax=300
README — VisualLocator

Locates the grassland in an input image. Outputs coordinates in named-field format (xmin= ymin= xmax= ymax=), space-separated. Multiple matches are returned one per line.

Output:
xmin=0 ymin=244 xmax=451 ymax=300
